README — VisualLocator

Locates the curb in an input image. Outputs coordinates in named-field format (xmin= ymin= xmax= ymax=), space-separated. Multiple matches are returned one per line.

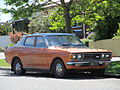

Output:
xmin=0 ymin=67 xmax=11 ymax=70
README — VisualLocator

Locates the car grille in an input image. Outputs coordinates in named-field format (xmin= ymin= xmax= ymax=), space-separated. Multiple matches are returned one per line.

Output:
xmin=84 ymin=53 xmax=101 ymax=60
xmin=82 ymin=52 xmax=112 ymax=60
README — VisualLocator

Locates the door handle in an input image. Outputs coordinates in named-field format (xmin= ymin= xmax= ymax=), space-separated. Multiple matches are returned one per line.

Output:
xmin=32 ymin=50 xmax=36 ymax=53
xmin=19 ymin=49 xmax=23 ymax=51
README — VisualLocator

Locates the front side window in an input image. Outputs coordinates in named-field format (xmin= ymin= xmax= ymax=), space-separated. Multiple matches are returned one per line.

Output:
xmin=36 ymin=37 xmax=47 ymax=48
xmin=24 ymin=37 xmax=35 ymax=47
xmin=47 ymin=35 xmax=84 ymax=47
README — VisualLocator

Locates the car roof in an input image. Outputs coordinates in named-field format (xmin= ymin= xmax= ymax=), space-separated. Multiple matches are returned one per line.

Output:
xmin=26 ymin=33 xmax=75 ymax=37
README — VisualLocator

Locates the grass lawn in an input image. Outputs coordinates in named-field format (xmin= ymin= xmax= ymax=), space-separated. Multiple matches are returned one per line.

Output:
xmin=0 ymin=59 xmax=10 ymax=67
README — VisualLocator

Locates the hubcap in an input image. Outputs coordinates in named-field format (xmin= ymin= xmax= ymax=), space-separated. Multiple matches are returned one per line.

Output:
xmin=15 ymin=63 xmax=21 ymax=73
xmin=56 ymin=63 xmax=63 ymax=75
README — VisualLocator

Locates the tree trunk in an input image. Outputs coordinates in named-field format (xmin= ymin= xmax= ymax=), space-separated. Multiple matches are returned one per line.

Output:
xmin=60 ymin=0 xmax=73 ymax=33
xmin=64 ymin=6 xmax=72 ymax=33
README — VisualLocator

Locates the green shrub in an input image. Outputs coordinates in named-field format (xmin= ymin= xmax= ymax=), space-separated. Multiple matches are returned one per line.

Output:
xmin=87 ymin=33 xmax=95 ymax=40
xmin=5 ymin=44 xmax=15 ymax=49
xmin=81 ymin=39 xmax=93 ymax=47
xmin=106 ymin=61 xmax=120 ymax=74
xmin=0 ymin=47 xmax=4 ymax=52
xmin=112 ymin=36 xmax=120 ymax=39
xmin=116 ymin=23 xmax=120 ymax=36
xmin=8 ymin=44 xmax=14 ymax=47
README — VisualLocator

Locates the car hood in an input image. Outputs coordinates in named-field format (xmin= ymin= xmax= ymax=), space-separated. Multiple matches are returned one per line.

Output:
xmin=48 ymin=46 xmax=111 ymax=53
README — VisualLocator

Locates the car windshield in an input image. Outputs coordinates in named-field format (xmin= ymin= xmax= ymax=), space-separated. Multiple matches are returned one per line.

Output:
xmin=47 ymin=35 xmax=84 ymax=47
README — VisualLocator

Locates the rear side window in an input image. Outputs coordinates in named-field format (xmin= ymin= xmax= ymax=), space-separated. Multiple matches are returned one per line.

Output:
xmin=24 ymin=37 xmax=35 ymax=47
xmin=36 ymin=37 xmax=47 ymax=48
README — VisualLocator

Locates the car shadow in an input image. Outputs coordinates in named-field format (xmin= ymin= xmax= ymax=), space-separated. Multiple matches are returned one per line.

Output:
xmin=1 ymin=69 xmax=119 ymax=80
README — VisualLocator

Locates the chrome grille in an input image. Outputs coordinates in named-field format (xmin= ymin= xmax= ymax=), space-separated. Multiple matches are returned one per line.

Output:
xmin=82 ymin=52 xmax=112 ymax=60
xmin=84 ymin=53 xmax=101 ymax=60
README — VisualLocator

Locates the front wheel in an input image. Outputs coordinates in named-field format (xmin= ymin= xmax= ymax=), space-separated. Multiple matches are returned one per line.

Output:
xmin=13 ymin=59 xmax=25 ymax=75
xmin=53 ymin=59 xmax=67 ymax=78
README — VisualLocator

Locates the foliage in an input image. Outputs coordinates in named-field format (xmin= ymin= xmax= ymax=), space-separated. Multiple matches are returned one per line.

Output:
xmin=112 ymin=36 xmax=120 ymax=39
xmin=80 ymin=0 xmax=120 ymax=41
xmin=0 ymin=0 xmax=47 ymax=20
xmin=0 ymin=59 xmax=10 ymax=67
xmin=87 ymin=32 xmax=95 ymax=40
xmin=0 ymin=22 xmax=12 ymax=35
xmin=1 ymin=0 xmax=120 ymax=40
xmin=116 ymin=23 xmax=120 ymax=36
xmin=81 ymin=39 xmax=93 ymax=47
xmin=28 ymin=12 xmax=52 ymax=33
xmin=48 ymin=7 xmax=66 ymax=32
xmin=92 ymin=16 xmax=120 ymax=41
xmin=9 ymin=32 xmax=23 ymax=44
xmin=106 ymin=61 xmax=120 ymax=74
xmin=8 ymin=43 xmax=15 ymax=47
xmin=49 ymin=0 xmax=120 ymax=40
xmin=0 ymin=47 xmax=4 ymax=51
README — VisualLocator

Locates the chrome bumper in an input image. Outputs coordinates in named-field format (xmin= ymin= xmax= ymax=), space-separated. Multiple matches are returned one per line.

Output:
xmin=66 ymin=61 xmax=112 ymax=66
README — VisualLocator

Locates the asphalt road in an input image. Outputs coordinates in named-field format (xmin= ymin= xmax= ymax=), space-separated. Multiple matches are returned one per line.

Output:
xmin=0 ymin=69 xmax=120 ymax=90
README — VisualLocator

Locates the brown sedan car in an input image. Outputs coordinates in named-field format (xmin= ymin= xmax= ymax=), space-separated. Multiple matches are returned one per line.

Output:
xmin=4 ymin=33 xmax=112 ymax=77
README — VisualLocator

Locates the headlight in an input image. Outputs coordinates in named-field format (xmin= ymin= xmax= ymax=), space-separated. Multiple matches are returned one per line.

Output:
xmin=101 ymin=53 xmax=111 ymax=59
xmin=102 ymin=54 xmax=105 ymax=58
xmin=70 ymin=54 xmax=83 ymax=61
xmin=71 ymin=54 xmax=77 ymax=59
xmin=105 ymin=54 xmax=110 ymax=58
xmin=77 ymin=54 xmax=82 ymax=59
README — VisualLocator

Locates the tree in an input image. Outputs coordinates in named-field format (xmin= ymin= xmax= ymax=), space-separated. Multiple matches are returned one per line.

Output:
xmin=59 ymin=0 xmax=73 ymax=33
xmin=82 ymin=0 xmax=120 ymax=40
xmin=1 ymin=0 xmax=120 ymax=40
xmin=0 ymin=22 xmax=12 ymax=35
xmin=1 ymin=0 xmax=48 ymax=20
xmin=28 ymin=11 xmax=51 ymax=33
xmin=1 ymin=0 xmax=75 ymax=33
xmin=49 ymin=0 xmax=120 ymax=40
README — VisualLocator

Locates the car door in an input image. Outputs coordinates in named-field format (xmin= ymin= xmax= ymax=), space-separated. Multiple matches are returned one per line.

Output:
xmin=18 ymin=36 xmax=36 ymax=68
xmin=31 ymin=36 xmax=49 ymax=69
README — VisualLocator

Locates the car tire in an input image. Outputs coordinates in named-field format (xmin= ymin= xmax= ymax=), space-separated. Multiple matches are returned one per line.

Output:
xmin=91 ymin=69 xmax=105 ymax=77
xmin=13 ymin=59 xmax=25 ymax=75
xmin=53 ymin=59 xmax=67 ymax=78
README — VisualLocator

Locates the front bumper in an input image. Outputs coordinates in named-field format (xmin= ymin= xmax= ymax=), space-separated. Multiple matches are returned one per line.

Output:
xmin=66 ymin=61 xmax=111 ymax=67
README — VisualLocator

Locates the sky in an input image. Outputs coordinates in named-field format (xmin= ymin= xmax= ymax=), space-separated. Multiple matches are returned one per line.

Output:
xmin=0 ymin=0 xmax=12 ymax=22
xmin=0 ymin=0 xmax=70 ymax=22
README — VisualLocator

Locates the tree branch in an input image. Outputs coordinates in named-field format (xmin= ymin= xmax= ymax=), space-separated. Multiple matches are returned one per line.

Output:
xmin=67 ymin=0 xmax=73 ymax=7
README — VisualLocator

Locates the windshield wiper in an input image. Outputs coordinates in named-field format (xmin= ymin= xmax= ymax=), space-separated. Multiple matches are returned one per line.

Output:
xmin=62 ymin=43 xmax=71 ymax=46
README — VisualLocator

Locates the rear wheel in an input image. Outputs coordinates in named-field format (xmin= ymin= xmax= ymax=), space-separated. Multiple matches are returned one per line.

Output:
xmin=53 ymin=59 xmax=67 ymax=78
xmin=13 ymin=59 xmax=25 ymax=75
xmin=91 ymin=69 xmax=105 ymax=77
